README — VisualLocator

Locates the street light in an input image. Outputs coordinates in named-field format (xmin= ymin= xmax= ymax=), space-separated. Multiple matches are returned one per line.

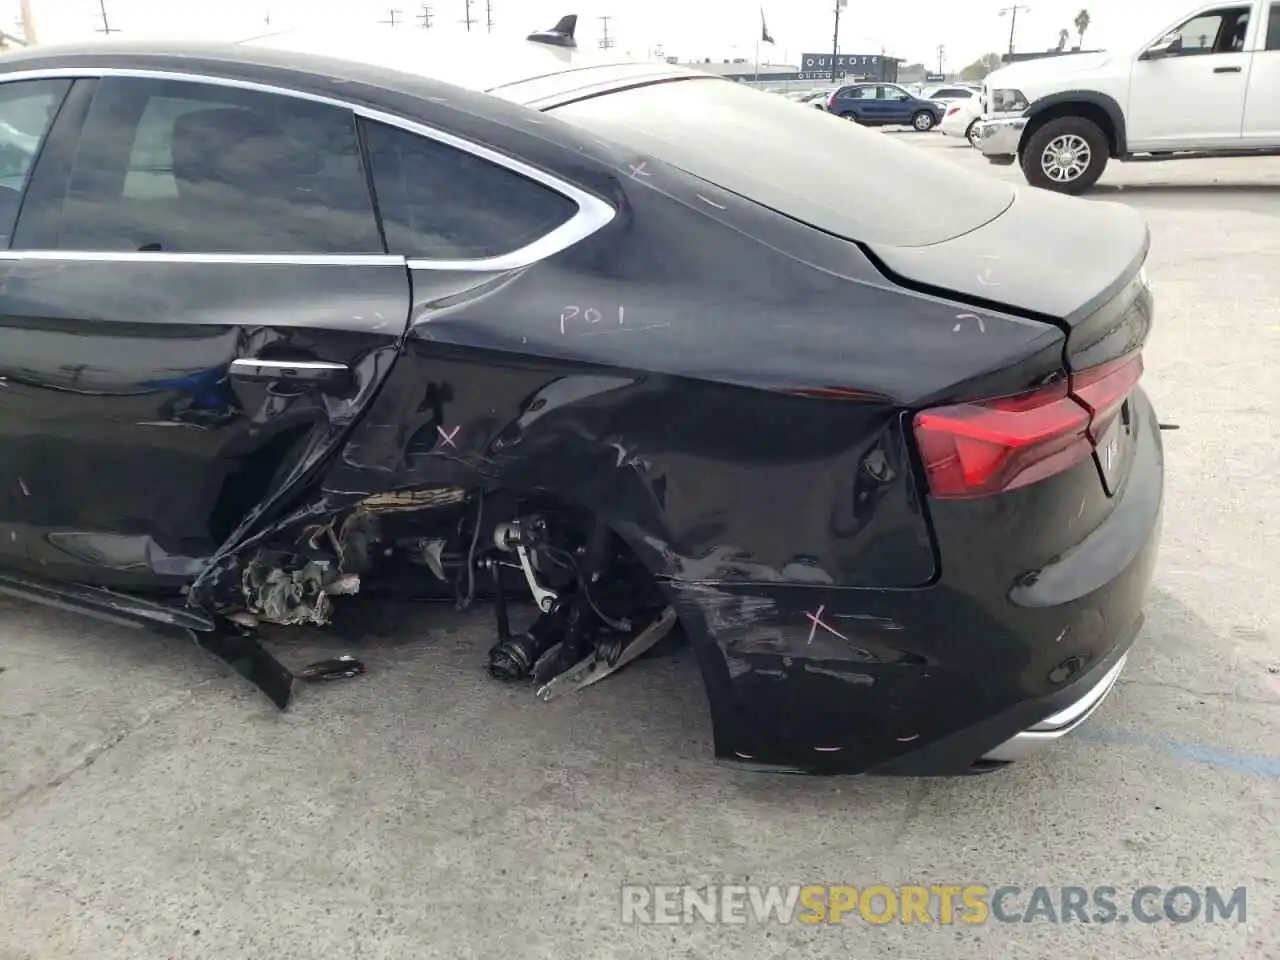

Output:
xmin=998 ymin=5 xmax=1031 ymax=58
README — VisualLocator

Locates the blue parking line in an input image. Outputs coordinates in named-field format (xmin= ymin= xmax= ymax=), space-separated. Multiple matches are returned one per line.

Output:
xmin=1074 ymin=727 xmax=1280 ymax=779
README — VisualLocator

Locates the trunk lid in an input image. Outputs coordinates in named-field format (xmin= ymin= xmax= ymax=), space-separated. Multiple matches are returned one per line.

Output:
xmin=863 ymin=186 xmax=1150 ymax=342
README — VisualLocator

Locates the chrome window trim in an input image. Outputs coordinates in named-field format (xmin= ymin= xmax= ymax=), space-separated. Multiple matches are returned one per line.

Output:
xmin=230 ymin=358 xmax=350 ymax=372
xmin=0 ymin=66 xmax=616 ymax=271
xmin=0 ymin=250 xmax=404 ymax=265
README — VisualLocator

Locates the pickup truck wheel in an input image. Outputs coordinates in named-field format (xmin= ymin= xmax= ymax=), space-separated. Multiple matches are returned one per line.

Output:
xmin=1021 ymin=116 xmax=1109 ymax=194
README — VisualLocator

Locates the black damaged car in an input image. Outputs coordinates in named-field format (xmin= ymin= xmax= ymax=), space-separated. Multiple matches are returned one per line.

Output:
xmin=0 ymin=17 xmax=1163 ymax=775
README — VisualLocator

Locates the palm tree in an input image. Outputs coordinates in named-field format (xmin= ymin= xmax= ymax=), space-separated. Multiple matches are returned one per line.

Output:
xmin=1074 ymin=9 xmax=1091 ymax=49
xmin=1057 ymin=28 xmax=1070 ymax=51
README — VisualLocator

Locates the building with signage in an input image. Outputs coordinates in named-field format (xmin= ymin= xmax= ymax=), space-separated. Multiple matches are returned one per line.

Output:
xmin=681 ymin=52 xmax=900 ymax=85
xmin=797 ymin=53 xmax=901 ymax=83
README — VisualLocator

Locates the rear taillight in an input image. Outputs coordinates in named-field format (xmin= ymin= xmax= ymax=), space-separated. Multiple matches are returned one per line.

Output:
xmin=913 ymin=352 xmax=1143 ymax=499
xmin=827 ymin=94 xmax=838 ymax=110
xmin=946 ymin=106 xmax=961 ymax=117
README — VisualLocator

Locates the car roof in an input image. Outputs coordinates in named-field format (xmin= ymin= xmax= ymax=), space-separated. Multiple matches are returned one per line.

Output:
xmin=0 ymin=27 xmax=701 ymax=109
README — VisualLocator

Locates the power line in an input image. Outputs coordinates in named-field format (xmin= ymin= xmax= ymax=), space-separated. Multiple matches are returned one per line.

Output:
xmin=378 ymin=7 xmax=403 ymax=26
xmin=998 ymin=5 xmax=1031 ymax=56
xmin=461 ymin=0 xmax=476 ymax=31
xmin=598 ymin=15 xmax=614 ymax=49
xmin=417 ymin=3 xmax=433 ymax=28
xmin=94 ymin=0 xmax=119 ymax=35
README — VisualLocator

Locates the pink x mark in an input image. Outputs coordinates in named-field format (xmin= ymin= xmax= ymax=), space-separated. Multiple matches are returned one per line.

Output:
xmin=437 ymin=425 xmax=460 ymax=448
xmin=805 ymin=604 xmax=849 ymax=645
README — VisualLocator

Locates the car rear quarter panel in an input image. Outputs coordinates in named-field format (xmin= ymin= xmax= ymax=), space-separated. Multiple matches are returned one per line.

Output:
xmin=312 ymin=148 xmax=1102 ymax=774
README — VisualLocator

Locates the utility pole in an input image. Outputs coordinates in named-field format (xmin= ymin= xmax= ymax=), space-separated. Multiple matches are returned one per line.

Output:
xmin=95 ymin=0 xmax=119 ymax=35
xmin=484 ymin=0 xmax=494 ymax=32
xmin=18 ymin=0 xmax=36 ymax=44
xmin=936 ymin=44 xmax=945 ymax=76
xmin=417 ymin=3 xmax=433 ymax=27
xmin=830 ymin=0 xmax=846 ymax=83
xmin=378 ymin=8 xmax=403 ymax=26
xmin=598 ymin=15 xmax=614 ymax=49
xmin=998 ymin=5 xmax=1030 ymax=57
xmin=461 ymin=0 xmax=476 ymax=31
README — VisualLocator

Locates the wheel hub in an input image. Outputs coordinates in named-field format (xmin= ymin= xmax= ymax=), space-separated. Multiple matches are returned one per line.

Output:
xmin=1041 ymin=133 xmax=1091 ymax=182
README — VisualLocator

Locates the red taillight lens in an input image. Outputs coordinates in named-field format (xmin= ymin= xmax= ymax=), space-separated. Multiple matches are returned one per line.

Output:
xmin=1072 ymin=352 xmax=1144 ymax=443
xmin=946 ymin=106 xmax=961 ymax=116
xmin=912 ymin=352 xmax=1143 ymax=499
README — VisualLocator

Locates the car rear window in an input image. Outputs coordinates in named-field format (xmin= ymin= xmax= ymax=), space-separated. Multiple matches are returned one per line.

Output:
xmin=549 ymin=77 xmax=1015 ymax=248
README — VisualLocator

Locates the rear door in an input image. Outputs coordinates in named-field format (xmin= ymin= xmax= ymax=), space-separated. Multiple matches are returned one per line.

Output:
xmin=865 ymin=85 xmax=898 ymax=124
xmin=0 ymin=72 xmax=410 ymax=589
xmin=1241 ymin=0 xmax=1280 ymax=143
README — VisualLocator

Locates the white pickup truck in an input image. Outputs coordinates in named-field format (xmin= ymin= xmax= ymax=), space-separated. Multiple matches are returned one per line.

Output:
xmin=975 ymin=0 xmax=1280 ymax=193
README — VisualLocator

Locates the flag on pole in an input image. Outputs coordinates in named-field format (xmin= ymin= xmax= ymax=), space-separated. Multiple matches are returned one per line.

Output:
xmin=760 ymin=7 xmax=774 ymax=44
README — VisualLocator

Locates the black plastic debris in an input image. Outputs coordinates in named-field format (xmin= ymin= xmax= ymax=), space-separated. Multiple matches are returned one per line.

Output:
xmin=296 ymin=655 xmax=366 ymax=682
xmin=191 ymin=626 xmax=296 ymax=709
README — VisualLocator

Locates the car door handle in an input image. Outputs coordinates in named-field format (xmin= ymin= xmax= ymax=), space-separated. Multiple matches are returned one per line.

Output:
xmin=229 ymin=358 xmax=351 ymax=386
xmin=1214 ymin=65 xmax=1242 ymax=73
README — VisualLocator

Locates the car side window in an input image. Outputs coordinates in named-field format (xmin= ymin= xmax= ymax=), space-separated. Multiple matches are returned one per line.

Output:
xmin=48 ymin=77 xmax=382 ymax=254
xmin=0 ymin=79 xmax=71 ymax=246
xmin=1268 ymin=2 xmax=1280 ymax=49
xmin=361 ymin=119 xmax=578 ymax=260
xmin=1167 ymin=7 xmax=1252 ymax=55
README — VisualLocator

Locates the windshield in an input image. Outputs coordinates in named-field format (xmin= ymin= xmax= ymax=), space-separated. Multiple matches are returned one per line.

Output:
xmin=549 ymin=77 xmax=1015 ymax=248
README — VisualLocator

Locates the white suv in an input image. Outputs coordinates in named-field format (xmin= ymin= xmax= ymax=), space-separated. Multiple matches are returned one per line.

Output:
xmin=976 ymin=0 xmax=1280 ymax=193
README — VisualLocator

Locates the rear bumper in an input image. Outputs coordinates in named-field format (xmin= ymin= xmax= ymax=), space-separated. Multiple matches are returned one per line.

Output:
xmin=670 ymin=388 xmax=1164 ymax=776
xmin=976 ymin=115 xmax=1027 ymax=159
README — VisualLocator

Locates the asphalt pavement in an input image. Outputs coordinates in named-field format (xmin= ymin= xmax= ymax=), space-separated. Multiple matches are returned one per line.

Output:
xmin=1 ymin=133 xmax=1277 ymax=960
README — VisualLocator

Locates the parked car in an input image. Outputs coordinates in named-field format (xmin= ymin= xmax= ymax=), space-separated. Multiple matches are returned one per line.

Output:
xmin=976 ymin=0 xmax=1280 ymax=192
xmin=922 ymin=83 xmax=981 ymax=102
xmin=0 ymin=16 xmax=1162 ymax=776
xmin=939 ymin=95 xmax=984 ymax=146
xmin=825 ymin=82 xmax=944 ymax=130
xmin=798 ymin=87 xmax=838 ymax=109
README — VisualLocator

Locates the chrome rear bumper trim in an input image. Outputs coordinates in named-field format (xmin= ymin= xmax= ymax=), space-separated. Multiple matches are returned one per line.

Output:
xmin=981 ymin=653 xmax=1128 ymax=763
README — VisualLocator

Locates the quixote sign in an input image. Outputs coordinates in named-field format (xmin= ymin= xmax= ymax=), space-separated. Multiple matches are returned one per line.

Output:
xmin=798 ymin=52 xmax=894 ymax=81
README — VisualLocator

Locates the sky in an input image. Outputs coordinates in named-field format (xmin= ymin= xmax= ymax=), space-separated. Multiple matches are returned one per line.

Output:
xmin=4 ymin=0 xmax=1197 ymax=73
